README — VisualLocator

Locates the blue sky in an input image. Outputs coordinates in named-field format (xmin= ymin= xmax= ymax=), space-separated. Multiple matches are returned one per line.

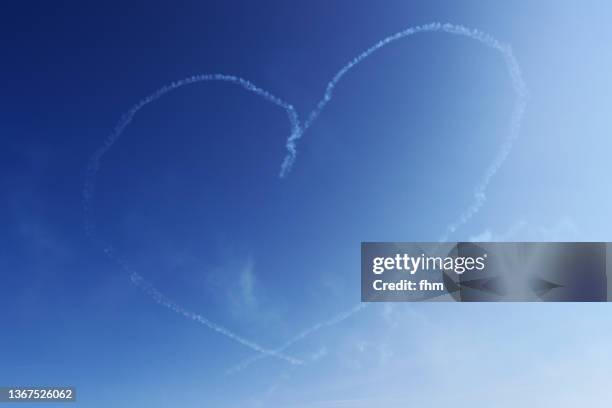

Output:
xmin=2 ymin=1 xmax=612 ymax=407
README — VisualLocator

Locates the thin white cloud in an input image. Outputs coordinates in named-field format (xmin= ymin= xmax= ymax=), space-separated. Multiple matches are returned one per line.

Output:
xmin=238 ymin=258 xmax=257 ymax=308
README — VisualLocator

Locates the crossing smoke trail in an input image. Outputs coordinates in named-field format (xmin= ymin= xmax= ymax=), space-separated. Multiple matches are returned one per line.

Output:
xmin=227 ymin=303 xmax=366 ymax=374
xmin=83 ymin=74 xmax=303 ymax=366
xmin=84 ymin=23 xmax=527 ymax=371
xmin=231 ymin=22 xmax=528 ymax=373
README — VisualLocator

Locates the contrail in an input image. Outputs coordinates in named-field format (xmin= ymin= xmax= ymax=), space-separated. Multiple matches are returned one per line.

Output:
xmin=84 ymin=22 xmax=528 ymax=371
xmin=83 ymin=74 xmax=303 ymax=365
xmin=232 ymin=22 xmax=528 ymax=373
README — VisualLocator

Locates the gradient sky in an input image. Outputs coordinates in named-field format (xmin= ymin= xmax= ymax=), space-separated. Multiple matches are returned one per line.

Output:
xmin=2 ymin=1 xmax=612 ymax=407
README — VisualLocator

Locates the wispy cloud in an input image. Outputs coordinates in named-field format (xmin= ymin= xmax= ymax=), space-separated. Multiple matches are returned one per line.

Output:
xmin=226 ymin=256 xmax=263 ymax=317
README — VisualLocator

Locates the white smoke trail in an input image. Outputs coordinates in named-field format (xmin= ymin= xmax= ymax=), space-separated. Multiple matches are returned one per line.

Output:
xmin=83 ymin=74 xmax=302 ymax=365
xmin=84 ymin=22 xmax=528 ymax=373
xmin=232 ymin=22 xmax=528 ymax=373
